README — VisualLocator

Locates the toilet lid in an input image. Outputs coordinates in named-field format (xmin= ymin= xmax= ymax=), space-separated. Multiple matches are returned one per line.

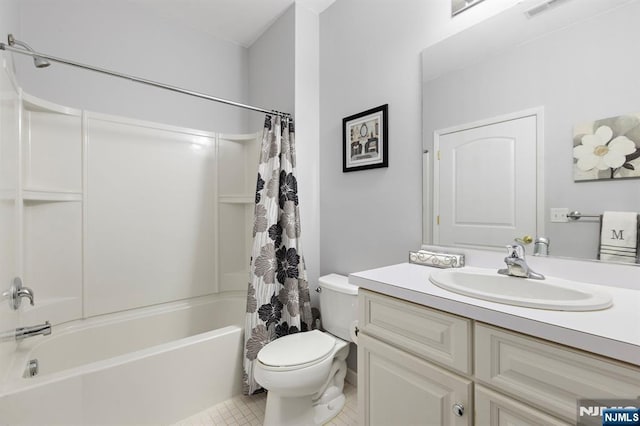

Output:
xmin=257 ymin=330 xmax=336 ymax=368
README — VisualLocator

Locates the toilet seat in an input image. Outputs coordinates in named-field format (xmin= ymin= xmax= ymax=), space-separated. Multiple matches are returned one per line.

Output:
xmin=257 ymin=330 xmax=336 ymax=371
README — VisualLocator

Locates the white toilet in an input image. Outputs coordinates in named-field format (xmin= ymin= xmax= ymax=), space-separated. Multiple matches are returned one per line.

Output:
xmin=254 ymin=273 xmax=358 ymax=426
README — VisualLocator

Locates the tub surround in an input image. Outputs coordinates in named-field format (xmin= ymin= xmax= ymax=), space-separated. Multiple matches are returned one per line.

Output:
xmin=0 ymin=57 xmax=258 ymax=330
xmin=350 ymin=253 xmax=640 ymax=366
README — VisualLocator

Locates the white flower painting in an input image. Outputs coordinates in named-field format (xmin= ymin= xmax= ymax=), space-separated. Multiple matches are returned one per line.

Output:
xmin=573 ymin=113 xmax=640 ymax=181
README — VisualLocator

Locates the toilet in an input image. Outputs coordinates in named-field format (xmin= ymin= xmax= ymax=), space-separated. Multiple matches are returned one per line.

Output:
xmin=254 ymin=273 xmax=358 ymax=426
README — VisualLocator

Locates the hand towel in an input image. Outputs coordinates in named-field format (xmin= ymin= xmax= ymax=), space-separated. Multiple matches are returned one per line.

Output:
xmin=598 ymin=211 xmax=639 ymax=264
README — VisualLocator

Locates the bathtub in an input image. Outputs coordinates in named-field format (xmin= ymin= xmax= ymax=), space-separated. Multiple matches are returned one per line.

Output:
xmin=0 ymin=292 xmax=246 ymax=425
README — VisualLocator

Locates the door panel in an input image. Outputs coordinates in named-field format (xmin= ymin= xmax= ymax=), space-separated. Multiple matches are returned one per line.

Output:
xmin=436 ymin=115 xmax=537 ymax=250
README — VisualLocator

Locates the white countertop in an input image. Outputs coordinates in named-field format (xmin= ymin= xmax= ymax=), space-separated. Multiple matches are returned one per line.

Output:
xmin=350 ymin=263 xmax=640 ymax=366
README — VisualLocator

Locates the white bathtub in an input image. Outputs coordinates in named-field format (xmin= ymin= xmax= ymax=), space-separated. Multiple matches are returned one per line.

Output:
xmin=0 ymin=292 xmax=246 ymax=425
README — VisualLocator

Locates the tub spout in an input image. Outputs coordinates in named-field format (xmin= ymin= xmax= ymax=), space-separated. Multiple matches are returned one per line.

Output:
xmin=15 ymin=321 xmax=51 ymax=341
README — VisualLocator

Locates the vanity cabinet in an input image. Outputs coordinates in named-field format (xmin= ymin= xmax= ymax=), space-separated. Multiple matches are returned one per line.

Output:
xmin=358 ymin=289 xmax=640 ymax=425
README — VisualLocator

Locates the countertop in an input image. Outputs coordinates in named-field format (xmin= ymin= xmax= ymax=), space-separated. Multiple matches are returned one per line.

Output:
xmin=349 ymin=262 xmax=640 ymax=366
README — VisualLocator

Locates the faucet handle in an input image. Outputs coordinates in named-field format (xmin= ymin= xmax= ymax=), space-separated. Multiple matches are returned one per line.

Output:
xmin=3 ymin=277 xmax=34 ymax=310
xmin=505 ymin=242 xmax=526 ymax=259
xmin=17 ymin=286 xmax=34 ymax=306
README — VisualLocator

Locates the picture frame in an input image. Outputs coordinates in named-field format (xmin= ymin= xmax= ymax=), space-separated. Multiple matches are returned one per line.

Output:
xmin=573 ymin=112 xmax=640 ymax=182
xmin=342 ymin=104 xmax=388 ymax=172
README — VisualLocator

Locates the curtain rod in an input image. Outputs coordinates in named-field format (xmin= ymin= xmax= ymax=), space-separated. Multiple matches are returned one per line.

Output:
xmin=0 ymin=40 xmax=291 ymax=118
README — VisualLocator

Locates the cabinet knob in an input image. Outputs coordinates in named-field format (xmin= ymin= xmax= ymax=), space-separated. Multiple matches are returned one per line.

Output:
xmin=452 ymin=403 xmax=464 ymax=417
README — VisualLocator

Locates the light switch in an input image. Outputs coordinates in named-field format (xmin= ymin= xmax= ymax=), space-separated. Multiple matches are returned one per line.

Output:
xmin=550 ymin=208 xmax=569 ymax=223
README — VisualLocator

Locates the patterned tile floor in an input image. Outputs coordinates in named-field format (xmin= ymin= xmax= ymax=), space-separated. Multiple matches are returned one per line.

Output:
xmin=174 ymin=382 xmax=357 ymax=426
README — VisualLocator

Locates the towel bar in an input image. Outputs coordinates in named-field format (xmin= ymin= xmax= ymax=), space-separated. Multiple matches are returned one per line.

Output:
xmin=568 ymin=211 xmax=600 ymax=220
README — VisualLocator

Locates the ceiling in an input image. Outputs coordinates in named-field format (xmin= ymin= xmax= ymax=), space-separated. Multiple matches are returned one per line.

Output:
xmin=126 ymin=0 xmax=336 ymax=48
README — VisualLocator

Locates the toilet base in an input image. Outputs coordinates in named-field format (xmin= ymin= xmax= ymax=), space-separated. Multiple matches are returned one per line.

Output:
xmin=313 ymin=393 xmax=346 ymax=425
xmin=262 ymin=392 xmax=346 ymax=426
xmin=263 ymin=394 xmax=315 ymax=426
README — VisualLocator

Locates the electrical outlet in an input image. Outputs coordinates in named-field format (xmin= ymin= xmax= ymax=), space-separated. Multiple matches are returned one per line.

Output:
xmin=550 ymin=208 xmax=569 ymax=223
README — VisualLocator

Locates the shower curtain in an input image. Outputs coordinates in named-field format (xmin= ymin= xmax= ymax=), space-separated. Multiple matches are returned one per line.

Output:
xmin=243 ymin=114 xmax=313 ymax=395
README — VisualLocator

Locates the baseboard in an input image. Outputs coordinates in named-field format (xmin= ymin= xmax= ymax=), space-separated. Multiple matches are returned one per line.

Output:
xmin=345 ymin=368 xmax=357 ymax=387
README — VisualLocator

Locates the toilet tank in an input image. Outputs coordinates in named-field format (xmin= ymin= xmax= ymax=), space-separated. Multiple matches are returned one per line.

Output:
xmin=318 ymin=274 xmax=358 ymax=341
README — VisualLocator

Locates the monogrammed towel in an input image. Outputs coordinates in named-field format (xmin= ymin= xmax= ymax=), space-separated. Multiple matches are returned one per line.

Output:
xmin=598 ymin=211 xmax=639 ymax=264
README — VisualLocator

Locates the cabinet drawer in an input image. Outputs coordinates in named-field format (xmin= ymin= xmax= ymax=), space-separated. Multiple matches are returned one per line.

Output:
xmin=359 ymin=289 xmax=471 ymax=374
xmin=475 ymin=323 xmax=640 ymax=423
xmin=476 ymin=384 xmax=571 ymax=426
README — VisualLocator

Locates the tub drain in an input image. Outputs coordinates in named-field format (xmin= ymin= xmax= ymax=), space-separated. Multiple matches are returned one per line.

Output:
xmin=26 ymin=358 xmax=39 ymax=377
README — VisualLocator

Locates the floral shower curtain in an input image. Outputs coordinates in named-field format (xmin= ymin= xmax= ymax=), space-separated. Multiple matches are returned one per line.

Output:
xmin=243 ymin=114 xmax=313 ymax=395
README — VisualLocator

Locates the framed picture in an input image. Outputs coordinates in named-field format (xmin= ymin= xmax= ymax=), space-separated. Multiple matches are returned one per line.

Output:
xmin=343 ymin=104 xmax=388 ymax=172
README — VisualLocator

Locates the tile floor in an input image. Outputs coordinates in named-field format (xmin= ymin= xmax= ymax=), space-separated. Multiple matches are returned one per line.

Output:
xmin=174 ymin=382 xmax=357 ymax=426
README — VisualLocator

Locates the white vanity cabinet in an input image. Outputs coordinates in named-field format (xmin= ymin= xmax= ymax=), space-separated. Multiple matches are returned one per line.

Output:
xmin=357 ymin=289 xmax=640 ymax=426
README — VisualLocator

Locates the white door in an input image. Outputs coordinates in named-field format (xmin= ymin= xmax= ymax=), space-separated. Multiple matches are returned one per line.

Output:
xmin=434 ymin=114 xmax=538 ymax=250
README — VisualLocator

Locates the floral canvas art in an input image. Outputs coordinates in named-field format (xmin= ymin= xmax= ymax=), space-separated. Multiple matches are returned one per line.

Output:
xmin=573 ymin=113 xmax=640 ymax=181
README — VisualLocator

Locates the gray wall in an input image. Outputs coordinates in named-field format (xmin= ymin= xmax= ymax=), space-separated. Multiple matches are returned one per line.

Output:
xmin=293 ymin=4 xmax=321 ymax=304
xmin=0 ymin=0 xmax=20 ymax=44
xmin=319 ymin=1 xmax=428 ymax=277
xmin=422 ymin=1 xmax=640 ymax=260
xmin=15 ymin=0 xmax=249 ymax=134
xmin=248 ymin=5 xmax=295 ymax=133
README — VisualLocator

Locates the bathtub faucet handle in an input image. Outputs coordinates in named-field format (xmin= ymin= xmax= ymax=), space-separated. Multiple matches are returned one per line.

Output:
xmin=17 ymin=284 xmax=34 ymax=306
xmin=3 ymin=277 xmax=35 ymax=310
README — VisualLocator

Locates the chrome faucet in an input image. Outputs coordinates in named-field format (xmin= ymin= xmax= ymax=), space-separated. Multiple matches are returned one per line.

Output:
xmin=2 ymin=277 xmax=35 ymax=310
xmin=15 ymin=321 xmax=51 ymax=341
xmin=498 ymin=241 xmax=545 ymax=280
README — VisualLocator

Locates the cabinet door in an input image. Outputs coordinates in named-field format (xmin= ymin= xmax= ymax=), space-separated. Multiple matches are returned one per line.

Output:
xmin=476 ymin=385 xmax=571 ymax=426
xmin=358 ymin=332 xmax=472 ymax=426
xmin=475 ymin=323 xmax=640 ymax=422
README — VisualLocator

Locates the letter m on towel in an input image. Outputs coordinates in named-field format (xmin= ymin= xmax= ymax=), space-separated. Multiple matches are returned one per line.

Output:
xmin=611 ymin=229 xmax=625 ymax=240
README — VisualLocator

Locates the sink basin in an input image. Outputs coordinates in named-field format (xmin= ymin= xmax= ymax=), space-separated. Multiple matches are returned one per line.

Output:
xmin=429 ymin=267 xmax=612 ymax=311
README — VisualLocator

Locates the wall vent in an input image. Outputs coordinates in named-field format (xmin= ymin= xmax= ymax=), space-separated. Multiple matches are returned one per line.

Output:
xmin=524 ymin=0 xmax=571 ymax=18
